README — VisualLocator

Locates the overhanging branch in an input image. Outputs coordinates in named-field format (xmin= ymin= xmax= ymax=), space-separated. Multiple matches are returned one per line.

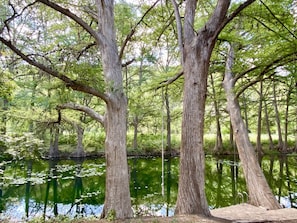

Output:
xmin=57 ymin=102 xmax=105 ymax=126
xmin=37 ymin=0 xmax=102 ymax=45
xmin=0 ymin=36 xmax=109 ymax=103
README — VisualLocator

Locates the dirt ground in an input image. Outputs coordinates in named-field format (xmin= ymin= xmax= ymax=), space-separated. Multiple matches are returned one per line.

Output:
xmin=74 ymin=203 xmax=297 ymax=223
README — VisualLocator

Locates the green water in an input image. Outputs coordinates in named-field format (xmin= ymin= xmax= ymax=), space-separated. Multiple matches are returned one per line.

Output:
xmin=0 ymin=155 xmax=296 ymax=221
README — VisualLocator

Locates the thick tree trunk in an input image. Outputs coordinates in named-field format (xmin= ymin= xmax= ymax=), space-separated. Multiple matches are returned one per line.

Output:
xmin=175 ymin=0 xmax=231 ymax=216
xmin=96 ymin=1 xmax=132 ymax=218
xmin=102 ymin=96 xmax=132 ymax=218
xmin=175 ymin=40 xmax=212 ymax=216
xmin=223 ymin=44 xmax=281 ymax=210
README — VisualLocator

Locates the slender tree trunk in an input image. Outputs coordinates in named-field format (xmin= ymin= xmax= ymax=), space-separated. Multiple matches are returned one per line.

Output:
xmin=165 ymin=87 xmax=172 ymax=153
xmin=49 ymin=126 xmax=60 ymax=158
xmin=223 ymin=44 xmax=281 ymax=210
xmin=210 ymin=73 xmax=223 ymax=152
xmin=264 ymin=100 xmax=274 ymax=150
xmin=71 ymin=124 xmax=86 ymax=158
xmin=242 ymin=92 xmax=249 ymax=132
xmin=284 ymin=90 xmax=291 ymax=153
xmin=230 ymin=120 xmax=236 ymax=150
xmin=132 ymin=117 xmax=139 ymax=150
xmin=272 ymin=77 xmax=284 ymax=151
xmin=256 ymin=80 xmax=264 ymax=157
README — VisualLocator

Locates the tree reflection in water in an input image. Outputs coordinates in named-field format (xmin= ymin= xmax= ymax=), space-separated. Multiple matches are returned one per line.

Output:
xmin=0 ymin=155 xmax=295 ymax=221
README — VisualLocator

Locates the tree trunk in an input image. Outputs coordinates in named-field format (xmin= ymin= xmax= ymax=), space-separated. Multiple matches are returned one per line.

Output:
xmin=284 ymin=90 xmax=291 ymax=153
xmin=49 ymin=126 xmax=60 ymax=158
xmin=175 ymin=43 xmax=211 ymax=215
xmin=102 ymin=96 xmax=132 ymax=218
xmin=165 ymin=87 xmax=172 ymax=153
xmin=242 ymin=92 xmax=249 ymax=132
xmin=71 ymin=124 xmax=86 ymax=158
xmin=96 ymin=1 xmax=132 ymax=218
xmin=210 ymin=73 xmax=223 ymax=152
xmin=256 ymin=80 xmax=264 ymax=157
xmin=272 ymin=77 xmax=284 ymax=151
xmin=223 ymin=44 xmax=281 ymax=210
xmin=264 ymin=100 xmax=274 ymax=150
xmin=175 ymin=0 xmax=231 ymax=216
xmin=132 ymin=116 xmax=139 ymax=150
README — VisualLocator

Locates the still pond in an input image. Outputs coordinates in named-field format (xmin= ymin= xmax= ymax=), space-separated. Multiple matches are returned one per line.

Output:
xmin=0 ymin=154 xmax=296 ymax=221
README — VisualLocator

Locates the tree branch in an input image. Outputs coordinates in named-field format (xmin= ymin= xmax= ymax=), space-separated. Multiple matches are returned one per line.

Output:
xmin=119 ymin=0 xmax=160 ymax=59
xmin=171 ymin=0 xmax=184 ymax=64
xmin=57 ymin=102 xmax=105 ymax=126
xmin=1 ymin=1 xmax=39 ymax=34
xmin=36 ymin=0 xmax=102 ymax=45
xmin=219 ymin=0 xmax=256 ymax=33
xmin=234 ymin=52 xmax=297 ymax=84
xmin=260 ymin=0 xmax=297 ymax=40
xmin=157 ymin=70 xmax=183 ymax=90
xmin=235 ymin=53 xmax=297 ymax=97
xmin=0 ymin=36 xmax=109 ymax=103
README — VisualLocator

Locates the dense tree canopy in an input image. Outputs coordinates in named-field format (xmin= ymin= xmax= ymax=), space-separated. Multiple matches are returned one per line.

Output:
xmin=0 ymin=0 xmax=296 ymax=219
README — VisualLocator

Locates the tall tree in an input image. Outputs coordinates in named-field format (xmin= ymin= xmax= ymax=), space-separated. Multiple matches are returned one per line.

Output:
xmin=223 ymin=43 xmax=281 ymax=210
xmin=0 ymin=0 xmax=134 ymax=218
xmin=172 ymin=0 xmax=255 ymax=216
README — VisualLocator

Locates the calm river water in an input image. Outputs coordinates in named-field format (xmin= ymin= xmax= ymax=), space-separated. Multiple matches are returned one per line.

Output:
xmin=0 ymin=155 xmax=296 ymax=221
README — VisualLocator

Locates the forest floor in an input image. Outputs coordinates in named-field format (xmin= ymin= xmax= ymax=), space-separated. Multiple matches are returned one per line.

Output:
xmin=74 ymin=204 xmax=297 ymax=223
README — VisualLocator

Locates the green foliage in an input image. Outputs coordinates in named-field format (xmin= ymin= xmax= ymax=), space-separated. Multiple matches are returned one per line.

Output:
xmin=0 ymin=71 xmax=16 ymax=101
xmin=0 ymin=133 xmax=44 ymax=159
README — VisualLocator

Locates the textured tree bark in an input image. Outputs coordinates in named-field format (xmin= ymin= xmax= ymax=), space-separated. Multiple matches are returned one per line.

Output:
xmin=223 ymin=44 xmax=281 ymax=210
xmin=96 ymin=0 xmax=132 ymax=218
xmin=175 ymin=0 xmax=231 ymax=216
xmin=102 ymin=96 xmax=132 ymax=218
xmin=175 ymin=41 xmax=211 ymax=216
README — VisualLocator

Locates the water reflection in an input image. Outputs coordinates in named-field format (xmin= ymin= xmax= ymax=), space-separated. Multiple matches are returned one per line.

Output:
xmin=0 ymin=155 xmax=295 ymax=221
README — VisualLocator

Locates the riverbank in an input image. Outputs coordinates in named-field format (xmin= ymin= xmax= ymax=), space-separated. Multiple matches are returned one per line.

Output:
xmin=70 ymin=204 xmax=297 ymax=223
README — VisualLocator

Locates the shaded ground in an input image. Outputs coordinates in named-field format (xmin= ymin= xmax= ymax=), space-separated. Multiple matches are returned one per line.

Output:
xmin=211 ymin=203 xmax=297 ymax=223
xmin=73 ymin=204 xmax=297 ymax=223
